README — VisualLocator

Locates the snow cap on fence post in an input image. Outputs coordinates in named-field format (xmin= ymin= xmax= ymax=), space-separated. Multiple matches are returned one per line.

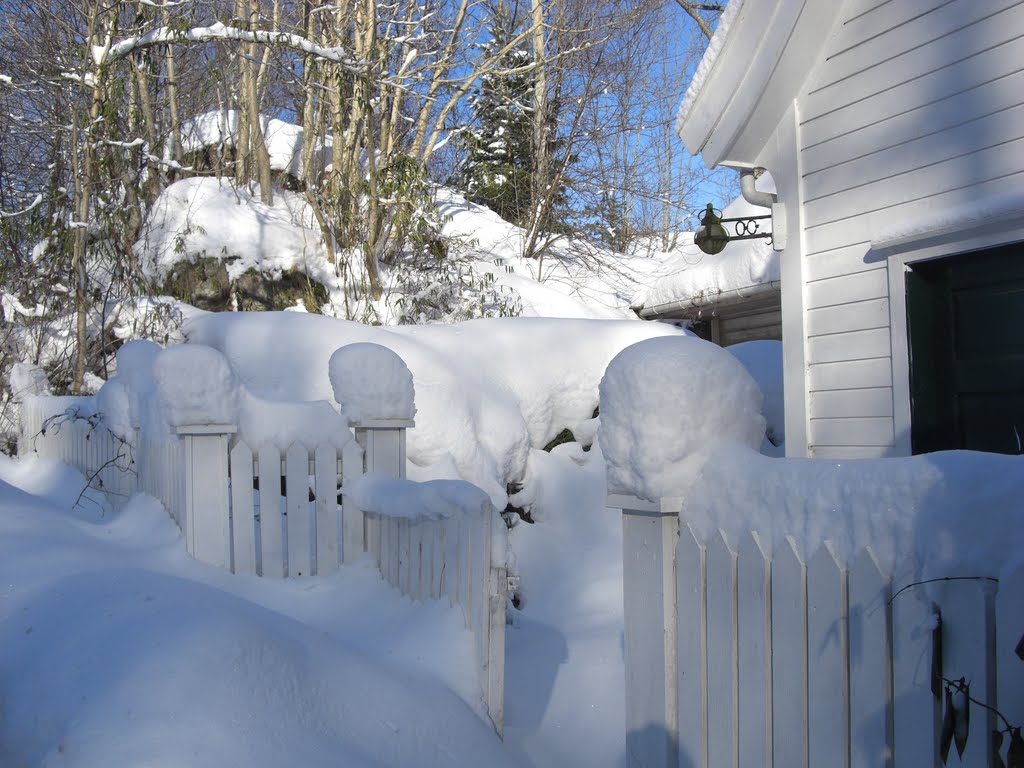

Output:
xmin=153 ymin=344 xmax=239 ymax=570
xmin=330 ymin=343 xmax=415 ymax=480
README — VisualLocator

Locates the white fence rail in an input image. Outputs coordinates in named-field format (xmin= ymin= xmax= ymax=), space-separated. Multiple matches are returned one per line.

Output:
xmin=19 ymin=395 xmax=508 ymax=735
xmin=612 ymin=495 xmax=1024 ymax=768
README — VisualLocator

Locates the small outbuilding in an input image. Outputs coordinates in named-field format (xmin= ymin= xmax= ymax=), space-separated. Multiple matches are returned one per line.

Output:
xmin=677 ymin=0 xmax=1024 ymax=458
xmin=635 ymin=191 xmax=782 ymax=347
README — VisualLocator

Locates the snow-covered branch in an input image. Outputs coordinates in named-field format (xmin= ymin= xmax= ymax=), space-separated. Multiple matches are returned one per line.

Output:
xmin=100 ymin=22 xmax=361 ymax=71
xmin=0 ymin=194 xmax=43 ymax=220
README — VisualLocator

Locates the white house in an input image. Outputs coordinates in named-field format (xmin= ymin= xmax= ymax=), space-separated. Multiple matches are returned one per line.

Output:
xmin=677 ymin=0 xmax=1024 ymax=459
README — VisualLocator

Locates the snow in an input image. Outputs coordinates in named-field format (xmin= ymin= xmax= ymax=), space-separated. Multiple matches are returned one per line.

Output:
xmin=685 ymin=443 xmax=1024 ymax=581
xmin=675 ymin=0 xmax=745 ymax=130
xmin=8 ymin=362 xmax=51 ymax=401
xmin=185 ymin=311 xmax=685 ymax=506
xmin=153 ymin=343 xmax=239 ymax=427
xmin=597 ymin=334 xmax=764 ymax=500
xmin=330 ymin=343 xmax=416 ymax=424
xmin=636 ymin=185 xmax=778 ymax=312
xmin=726 ymin=340 xmax=784 ymax=453
xmin=0 ymin=456 xmax=515 ymax=767
xmin=136 ymin=177 xmax=333 ymax=289
xmin=872 ymin=187 xmax=1024 ymax=249
xmin=344 ymin=473 xmax=492 ymax=522
xmin=174 ymin=110 xmax=330 ymax=179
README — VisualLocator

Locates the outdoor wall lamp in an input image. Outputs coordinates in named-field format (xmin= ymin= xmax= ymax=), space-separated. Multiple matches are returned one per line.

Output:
xmin=693 ymin=203 xmax=773 ymax=255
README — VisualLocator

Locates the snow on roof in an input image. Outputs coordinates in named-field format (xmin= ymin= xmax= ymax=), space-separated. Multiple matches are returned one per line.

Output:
xmin=675 ymin=0 xmax=745 ymax=136
xmin=636 ymin=191 xmax=778 ymax=314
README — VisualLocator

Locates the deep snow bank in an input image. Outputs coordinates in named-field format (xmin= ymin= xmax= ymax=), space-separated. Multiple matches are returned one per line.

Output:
xmin=184 ymin=311 xmax=685 ymax=505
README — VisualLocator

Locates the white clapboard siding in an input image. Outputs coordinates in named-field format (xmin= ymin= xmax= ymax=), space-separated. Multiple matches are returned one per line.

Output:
xmin=806 ymin=269 xmax=889 ymax=310
xmin=803 ymin=0 xmax=1024 ymax=131
xmin=808 ymin=358 xmax=893 ymax=393
xmin=806 ymin=297 xmax=890 ymax=337
xmin=810 ymin=388 xmax=894 ymax=419
xmin=663 ymin=522 xmax=1020 ymax=768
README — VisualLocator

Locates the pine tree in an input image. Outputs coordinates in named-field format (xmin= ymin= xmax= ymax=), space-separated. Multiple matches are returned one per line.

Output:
xmin=461 ymin=3 xmax=536 ymax=226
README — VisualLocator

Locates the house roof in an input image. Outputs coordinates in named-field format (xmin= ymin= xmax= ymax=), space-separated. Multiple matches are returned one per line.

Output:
xmin=676 ymin=0 xmax=843 ymax=168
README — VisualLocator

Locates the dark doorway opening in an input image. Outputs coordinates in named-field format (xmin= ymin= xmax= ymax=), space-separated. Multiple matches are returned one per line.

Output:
xmin=906 ymin=241 xmax=1024 ymax=455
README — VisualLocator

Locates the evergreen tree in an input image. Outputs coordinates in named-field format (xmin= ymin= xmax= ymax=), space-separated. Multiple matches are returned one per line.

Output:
xmin=461 ymin=3 xmax=536 ymax=226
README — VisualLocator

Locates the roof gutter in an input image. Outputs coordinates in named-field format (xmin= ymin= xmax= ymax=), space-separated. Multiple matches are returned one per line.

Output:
xmin=637 ymin=279 xmax=781 ymax=319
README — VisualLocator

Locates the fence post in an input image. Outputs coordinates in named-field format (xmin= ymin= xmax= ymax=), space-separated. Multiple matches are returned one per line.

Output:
xmin=610 ymin=493 xmax=682 ymax=768
xmin=353 ymin=419 xmax=414 ymax=479
xmin=175 ymin=424 xmax=237 ymax=570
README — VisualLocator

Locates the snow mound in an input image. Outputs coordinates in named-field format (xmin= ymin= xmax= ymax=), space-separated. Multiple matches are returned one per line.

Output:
xmin=153 ymin=343 xmax=239 ymax=427
xmin=727 ymin=340 xmax=784 ymax=454
xmin=330 ymin=343 xmax=416 ymax=424
xmin=8 ymin=363 xmax=51 ymax=401
xmin=686 ymin=444 xmax=1024 ymax=581
xmin=598 ymin=335 xmax=764 ymax=500
xmin=345 ymin=473 xmax=492 ymax=521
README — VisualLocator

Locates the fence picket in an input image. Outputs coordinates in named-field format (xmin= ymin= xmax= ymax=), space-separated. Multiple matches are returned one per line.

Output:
xmin=772 ymin=538 xmax=808 ymax=768
xmin=314 ymin=444 xmax=338 ymax=575
xmin=807 ymin=544 xmax=849 ymax=768
xmin=847 ymin=549 xmax=891 ymax=768
xmin=230 ymin=442 xmax=256 ymax=575
xmin=997 ymin=565 xmax=1024 ymax=728
xmin=936 ymin=579 xmax=996 ymax=767
xmin=737 ymin=531 xmax=771 ymax=766
xmin=258 ymin=444 xmax=285 ymax=578
xmin=891 ymin=581 xmax=939 ymax=767
xmin=285 ymin=443 xmax=312 ymax=578
xmin=341 ymin=440 xmax=364 ymax=562
xmin=677 ymin=524 xmax=706 ymax=768
xmin=706 ymin=531 xmax=737 ymax=768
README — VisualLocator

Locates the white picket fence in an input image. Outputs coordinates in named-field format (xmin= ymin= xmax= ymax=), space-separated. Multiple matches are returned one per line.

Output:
xmin=612 ymin=495 xmax=1024 ymax=768
xmin=18 ymin=396 xmax=507 ymax=734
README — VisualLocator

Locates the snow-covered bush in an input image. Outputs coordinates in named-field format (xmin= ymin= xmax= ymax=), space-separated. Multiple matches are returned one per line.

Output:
xmin=598 ymin=335 xmax=765 ymax=500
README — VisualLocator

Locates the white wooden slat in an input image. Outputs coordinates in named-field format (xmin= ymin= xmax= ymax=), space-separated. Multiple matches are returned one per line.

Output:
xmin=804 ymin=245 xmax=879 ymax=283
xmin=453 ymin=518 xmax=465 ymax=613
xmin=805 ymin=171 xmax=1024 ymax=256
xmin=410 ymin=523 xmax=425 ymax=601
xmin=810 ymin=0 xmax=953 ymax=73
xmin=258 ymin=444 xmax=285 ymax=578
xmin=805 ymin=0 xmax=1024 ymax=121
xmin=314 ymin=444 xmax=338 ymax=576
xmin=996 ymin=565 xmax=1024 ymax=728
xmin=399 ymin=517 xmax=411 ymax=596
xmin=937 ymin=579 xmax=997 ymax=768
xmin=808 ymin=358 xmax=893 ymax=393
xmin=737 ymin=531 xmax=771 ymax=766
xmin=705 ymin=531 xmax=737 ymax=768
xmin=805 ymin=138 xmax=1024 ymax=232
xmin=230 ymin=442 xmax=257 ymax=575
xmin=806 ymin=298 xmax=890 ymax=338
xmin=806 ymin=270 xmax=889 ymax=311
xmin=891 ymin=582 xmax=939 ymax=767
xmin=809 ymin=388 xmax=894 ymax=420
xmin=677 ymin=524 xmax=707 ymax=768
xmin=806 ymin=102 xmax=1024 ymax=203
xmin=807 ymin=544 xmax=849 ymax=768
xmin=847 ymin=549 xmax=891 ymax=768
xmin=286 ymin=443 xmax=312 ymax=578
xmin=807 ymin=328 xmax=890 ymax=366
xmin=436 ymin=519 xmax=448 ymax=602
xmin=772 ymin=539 xmax=808 ymax=768
xmin=810 ymin=417 xmax=895 ymax=448
xmin=341 ymin=440 xmax=364 ymax=563
xmin=803 ymin=66 xmax=1024 ymax=175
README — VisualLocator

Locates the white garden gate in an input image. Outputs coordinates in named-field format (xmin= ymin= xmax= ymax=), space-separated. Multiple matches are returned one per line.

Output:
xmin=612 ymin=494 xmax=1024 ymax=768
